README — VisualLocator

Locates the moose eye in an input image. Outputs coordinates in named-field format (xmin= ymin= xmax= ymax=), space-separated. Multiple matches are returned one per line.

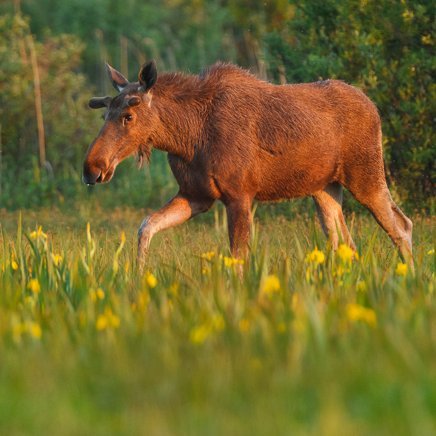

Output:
xmin=123 ymin=114 xmax=133 ymax=125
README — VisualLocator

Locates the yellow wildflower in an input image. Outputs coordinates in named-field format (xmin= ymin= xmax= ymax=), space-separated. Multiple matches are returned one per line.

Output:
xmin=145 ymin=271 xmax=157 ymax=288
xmin=11 ymin=258 xmax=19 ymax=271
xmin=11 ymin=319 xmax=42 ymax=341
xmin=137 ymin=290 xmax=150 ymax=311
xmin=190 ymin=324 xmax=211 ymax=344
xmin=337 ymin=244 xmax=357 ymax=263
xmin=201 ymin=251 xmax=215 ymax=261
xmin=96 ymin=307 xmax=120 ymax=331
xmin=395 ymin=262 xmax=408 ymax=277
xmin=261 ymin=274 xmax=281 ymax=296
xmin=223 ymin=256 xmax=244 ymax=267
xmin=27 ymin=279 xmax=41 ymax=294
xmin=29 ymin=226 xmax=47 ymax=241
xmin=335 ymin=264 xmax=347 ymax=277
xmin=427 ymin=248 xmax=434 ymax=255
xmin=305 ymin=268 xmax=311 ymax=282
xmin=356 ymin=280 xmax=367 ymax=292
xmin=292 ymin=317 xmax=306 ymax=333
xmin=305 ymin=247 xmax=325 ymax=265
xmin=11 ymin=318 xmax=24 ymax=343
xmin=27 ymin=322 xmax=42 ymax=339
xmin=346 ymin=303 xmax=377 ymax=327
xmin=239 ymin=318 xmax=251 ymax=333
xmin=96 ymin=315 xmax=108 ymax=331
xmin=211 ymin=314 xmax=225 ymax=331
xmin=89 ymin=287 xmax=105 ymax=302
xmin=108 ymin=312 xmax=120 ymax=329
xmin=190 ymin=314 xmax=225 ymax=344
xmin=51 ymin=253 xmax=63 ymax=267
xmin=169 ymin=283 xmax=179 ymax=298
xmin=24 ymin=296 xmax=36 ymax=309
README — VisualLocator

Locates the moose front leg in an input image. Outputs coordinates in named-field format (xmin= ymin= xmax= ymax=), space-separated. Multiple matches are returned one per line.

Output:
xmin=137 ymin=194 xmax=213 ymax=271
xmin=225 ymin=198 xmax=253 ymax=260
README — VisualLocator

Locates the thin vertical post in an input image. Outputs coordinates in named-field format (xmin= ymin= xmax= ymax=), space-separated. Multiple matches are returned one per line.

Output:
xmin=26 ymin=34 xmax=46 ymax=168
xmin=13 ymin=0 xmax=21 ymax=14
xmin=120 ymin=35 xmax=128 ymax=78
xmin=0 ymin=124 xmax=2 ymax=199
xmin=95 ymin=29 xmax=108 ymax=94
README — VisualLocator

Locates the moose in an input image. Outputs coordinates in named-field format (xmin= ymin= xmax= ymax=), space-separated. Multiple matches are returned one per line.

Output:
xmin=83 ymin=61 xmax=413 ymax=269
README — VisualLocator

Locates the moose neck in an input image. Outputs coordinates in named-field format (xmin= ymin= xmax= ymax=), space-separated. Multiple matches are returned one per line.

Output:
xmin=149 ymin=73 xmax=210 ymax=161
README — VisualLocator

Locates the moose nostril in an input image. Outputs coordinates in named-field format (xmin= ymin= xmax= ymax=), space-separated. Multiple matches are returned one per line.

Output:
xmin=83 ymin=174 xmax=96 ymax=186
xmin=82 ymin=163 xmax=102 ymax=185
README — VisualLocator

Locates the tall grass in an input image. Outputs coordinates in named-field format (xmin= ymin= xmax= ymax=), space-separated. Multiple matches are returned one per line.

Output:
xmin=0 ymin=208 xmax=434 ymax=435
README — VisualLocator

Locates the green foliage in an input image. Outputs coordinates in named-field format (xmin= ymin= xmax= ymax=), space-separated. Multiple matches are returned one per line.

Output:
xmin=264 ymin=0 xmax=435 ymax=206
xmin=18 ymin=0 xmax=234 ymax=88
xmin=0 ymin=14 xmax=100 ymax=207
xmin=0 ymin=14 xmax=98 ymax=165
xmin=0 ymin=210 xmax=434 ymax=434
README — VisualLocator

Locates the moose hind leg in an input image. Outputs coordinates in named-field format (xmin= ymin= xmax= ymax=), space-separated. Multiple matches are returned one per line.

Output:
xmin=313 ymin=182 xmax=356 ymax=250
xmin=348 ymin=185 xmax=413 ymax=262
xmin=137 ymin=194 xmax=214 ymax=271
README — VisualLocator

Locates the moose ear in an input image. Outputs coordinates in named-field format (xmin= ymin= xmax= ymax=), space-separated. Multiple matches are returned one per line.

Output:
xmin=138 ymin=60 xmax=157 ymax=92
xmin=127 ymin=96 xmax=141 ymax=107
xmin=105 ymin=63 xmax=129 ymax=92
xmin=89 ymin=96 xmax=112 ymax=109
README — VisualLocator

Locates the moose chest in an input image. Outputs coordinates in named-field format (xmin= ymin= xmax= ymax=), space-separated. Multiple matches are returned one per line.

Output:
xmin=167 ymin=153 xmax=220 ymax=200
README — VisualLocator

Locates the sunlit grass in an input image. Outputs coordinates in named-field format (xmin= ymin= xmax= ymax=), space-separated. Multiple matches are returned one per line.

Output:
xmin=0 ymin=208 xmax=434 ymax=435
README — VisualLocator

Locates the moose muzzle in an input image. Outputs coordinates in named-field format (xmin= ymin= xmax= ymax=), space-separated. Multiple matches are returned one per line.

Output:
xmin=83 ymin=155 xmax=117 ymax=185
xmin=82 ymin=161 xmax=103 ymax=185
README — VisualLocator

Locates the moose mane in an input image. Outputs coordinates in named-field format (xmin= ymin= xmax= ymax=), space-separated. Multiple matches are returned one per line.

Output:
xmin=153 ymin=63 xmax=257 ymax=100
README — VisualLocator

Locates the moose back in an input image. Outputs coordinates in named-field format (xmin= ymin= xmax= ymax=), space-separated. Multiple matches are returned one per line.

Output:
xmin=83 ymin=61 xmax=413 ymax=268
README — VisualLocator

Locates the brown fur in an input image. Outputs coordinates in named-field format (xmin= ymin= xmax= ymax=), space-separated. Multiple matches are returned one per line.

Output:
xmin=83 ymin=62 xmax=413 ymax=268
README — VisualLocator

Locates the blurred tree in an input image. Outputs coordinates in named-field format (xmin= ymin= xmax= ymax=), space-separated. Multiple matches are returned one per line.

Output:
xmin=11 ymin=0 xmax=234 ymax=90
xmin=225 ymin=0 xmax=295 ymax=75
xmin=0 ymin=14 xmax=100 ymax=206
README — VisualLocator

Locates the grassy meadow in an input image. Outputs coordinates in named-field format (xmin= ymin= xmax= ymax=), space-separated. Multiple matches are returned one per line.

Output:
xmin=0 ymin=205 xmax=434 ymax=435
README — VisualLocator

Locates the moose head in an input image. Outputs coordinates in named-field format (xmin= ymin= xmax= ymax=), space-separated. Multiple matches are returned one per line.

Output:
xmin=83 ymin=61 xmax=158 ymax=185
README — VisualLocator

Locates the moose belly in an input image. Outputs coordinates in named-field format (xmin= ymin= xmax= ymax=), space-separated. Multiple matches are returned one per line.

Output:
xmin=255 ymin=156 xmax=338 ymax=201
